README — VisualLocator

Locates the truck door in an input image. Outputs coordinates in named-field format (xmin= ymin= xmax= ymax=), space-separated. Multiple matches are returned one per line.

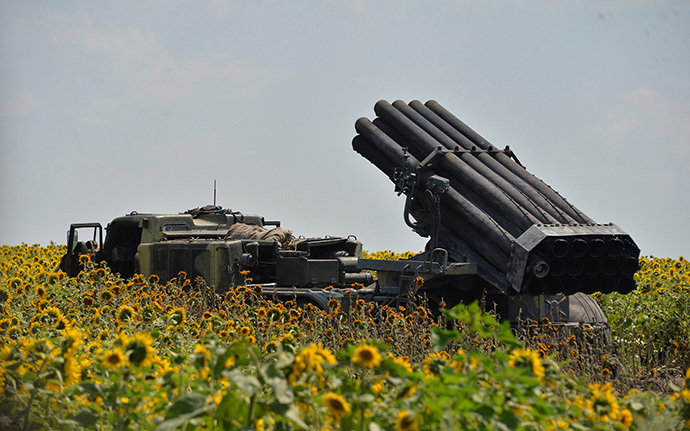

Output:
xmin=58 ymin=223 xmax=103 ymax=276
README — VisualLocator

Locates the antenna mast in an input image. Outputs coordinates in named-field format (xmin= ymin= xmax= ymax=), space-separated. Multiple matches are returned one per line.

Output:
xmin=213 ymin=180 xmax=217 ymax=206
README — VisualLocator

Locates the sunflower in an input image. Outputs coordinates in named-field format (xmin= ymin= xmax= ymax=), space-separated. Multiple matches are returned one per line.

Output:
xmin=267 ymin=307 xmax=282 ymax=322
xmin=169 ymin=307 xmax=186 ymax=326
xmin=117 ymin=305 xmax=136 ymax=324
xmin=7 ymin=326 xmax=21 ymax=340
xmin=101 ymin=347 xmax=129 ymax=370
xmin=82 ymin=294 xmax=94 ymax=308
xmin=423 ymin=351 xmax=451 ymax=376
xmin=141 ymin=305 xmax=155 ymax=323
xmin=352 ymin=344 xmax=382 ymax=369
xmin=41 ymin=306 xmax=62 ymax=324
xmin=0 ymin=363 xmax=6 ymax=390
xmin=395 ymin=410 xmax=419 ymax=431
xmin=508 ymin=348 xmax=545 ymax=381
xmin=188 ymin=322 xmax=200 ymax=337
xmin=7 ymin=277 xmax=23 ymax=289
xmin=61 ymin=326 xmax=83 ymax=356
xmin=279 ymin=333 xmax=296 ymax=344
xmin=327 ymin=298 xmax=341 ymax=315
xmin=620 ymin=409 xmax=633 ymax=427
xmin=391 ymin=355 xmax=413 ymax=373
xmin=323 ymin=392 xmax=351 ymax=417
xmin=289 ymin=343 xmax=337 ymax=385
xmin=586 ymin=382 xmax=621 ymax=424
xmin=121 ymin=333 xmax=156 ymax=367
xmin=264 ymin=340 xmax=278 ymax=355
xmin=29 ymin=321 xmax=41 ymax=335
xmin=62 ymin=355 xmax=81 ymax=386
xmin=79 ymin=254 xmax=91 ymax=266
xmin=194 ymin=343 xmax=212 ymax=361
xmin=99 ymin=290 xmax=113 ymax=302
xmin=239 ymin=326 xmax=252 ymax=337
xmin=96 ymin=328 xmax=110 ymax=342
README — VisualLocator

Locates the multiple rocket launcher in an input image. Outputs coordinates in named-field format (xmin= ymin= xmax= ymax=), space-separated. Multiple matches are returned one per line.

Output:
xmin=353 ymin=100 xmax=639 ymax=297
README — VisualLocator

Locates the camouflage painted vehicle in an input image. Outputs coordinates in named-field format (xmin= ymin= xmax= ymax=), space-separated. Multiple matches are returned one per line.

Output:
xmin=60 ymin=100 xmax=640 ymax=329
xmin=59 ymin=205 xmax=480 ymax=311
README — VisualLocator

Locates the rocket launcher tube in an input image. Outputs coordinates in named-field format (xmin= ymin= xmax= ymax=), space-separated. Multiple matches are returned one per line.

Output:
xmin=373 ymin=100 xmax=539 ymax=231
xmin=391 ymin=100 xmax=562 ymax=225
xmin=354 ymin=117 xmax=414 ymax=169
xmin=408 ymin=100 xmax=578 ymax=224
xmin=424 ymin=100 xmax=593 ymax=224
xmin=351 ymin=135 xmax=397 ymax=181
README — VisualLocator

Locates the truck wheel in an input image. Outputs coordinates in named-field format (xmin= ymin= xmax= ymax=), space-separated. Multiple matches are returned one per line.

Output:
xmin=568 ymin=291 xmax=611 ymax=345
xmin=569 ymin=292 xmax=607 ymax=324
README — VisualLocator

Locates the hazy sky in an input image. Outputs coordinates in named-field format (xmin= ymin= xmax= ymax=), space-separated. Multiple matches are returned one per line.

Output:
xmin=1 ymin=1 xmax=688 ymax=258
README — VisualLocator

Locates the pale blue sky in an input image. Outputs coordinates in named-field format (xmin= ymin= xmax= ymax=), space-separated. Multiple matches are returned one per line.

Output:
xmin=1 ymin=1 xmax=688 ymax=258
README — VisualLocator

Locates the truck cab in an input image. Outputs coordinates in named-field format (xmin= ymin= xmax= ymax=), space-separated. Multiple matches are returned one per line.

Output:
xmin=60 ymin=206 xmax=266 ymax=280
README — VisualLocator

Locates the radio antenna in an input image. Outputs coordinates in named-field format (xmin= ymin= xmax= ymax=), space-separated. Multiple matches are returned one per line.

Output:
xmin=213 ymin=180 xmax=217 ymax=206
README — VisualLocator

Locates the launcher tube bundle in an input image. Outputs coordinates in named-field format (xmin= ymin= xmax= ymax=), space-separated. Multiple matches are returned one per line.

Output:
xmin=353 ymin=100 xmax=639 ymax=297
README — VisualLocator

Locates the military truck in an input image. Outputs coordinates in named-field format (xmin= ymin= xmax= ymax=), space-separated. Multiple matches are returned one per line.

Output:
xmin=59 ymin=100 xmax=640 ymax=327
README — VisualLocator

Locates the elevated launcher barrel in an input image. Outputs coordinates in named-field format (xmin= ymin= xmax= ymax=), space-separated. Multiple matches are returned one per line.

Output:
xmin=353 ymin=100 xmax=639 ymax=296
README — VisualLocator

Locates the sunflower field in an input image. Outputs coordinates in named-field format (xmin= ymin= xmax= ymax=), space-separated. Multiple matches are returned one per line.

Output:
xmin=1 ymin=244 xmax=689 ymax=430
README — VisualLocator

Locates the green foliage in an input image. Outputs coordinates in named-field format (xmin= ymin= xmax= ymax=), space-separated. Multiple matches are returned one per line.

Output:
xmin=0 ymin=245 xmax=689 ymax=430
xmin=596 ymin=256 xmax=690 ymax=392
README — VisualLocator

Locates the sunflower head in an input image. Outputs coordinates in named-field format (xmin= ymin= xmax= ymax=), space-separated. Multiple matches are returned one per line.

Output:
xmin=117 ymin=305 xmax=136 ymax=323
xmin=99 ymin=290 xmax=113 ymax=302
xmin=79 ymin=254 xmax=91 ymax=266
xmin=264 ymin=340 xmax=278 ymax=355
xmin=508 ymin=348 xmax=545 ymax=381
xmin=323 ymin=392 xmax=351 ymax=417
xmin=101 ymin=347 xmax=129 ymax=370
xmin=47 ymin=273 xmax=60 ymax=285
xmin=141 ymin=305 xmax=155 ymax=323
xmin=352 ymin=344 xmax=382 ymax=369
xmin=169 ymin=307 xmax=185 ymax=326
xmin=395 ymin=410 xmax=419 ymax=431
xmin=61 ymin=326 xmax=83 ymax=356
xmin=121 ymin=333 xmax=156 ymax=367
